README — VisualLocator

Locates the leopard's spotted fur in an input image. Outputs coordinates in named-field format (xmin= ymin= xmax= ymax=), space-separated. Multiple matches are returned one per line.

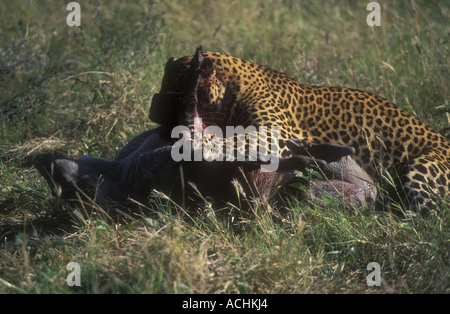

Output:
xmin=151 ymin=49 xmax=450 ymax=213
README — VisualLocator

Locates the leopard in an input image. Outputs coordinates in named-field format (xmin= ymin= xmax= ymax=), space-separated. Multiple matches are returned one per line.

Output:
xmin=150 ymin=46 xmax=450 ymax=214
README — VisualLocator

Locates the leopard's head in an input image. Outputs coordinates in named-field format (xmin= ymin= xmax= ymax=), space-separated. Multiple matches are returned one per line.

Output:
xmin=150 ymin=47 xmax=229 ymax=129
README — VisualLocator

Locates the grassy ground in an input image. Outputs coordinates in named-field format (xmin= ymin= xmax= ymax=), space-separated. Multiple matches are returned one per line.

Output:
xmin=0 ymin=0 xmax=449 ymax=294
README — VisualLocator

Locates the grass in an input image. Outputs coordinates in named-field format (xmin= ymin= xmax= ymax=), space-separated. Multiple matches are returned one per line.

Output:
xmin=0 ymin=0 xmax=449 ymax=294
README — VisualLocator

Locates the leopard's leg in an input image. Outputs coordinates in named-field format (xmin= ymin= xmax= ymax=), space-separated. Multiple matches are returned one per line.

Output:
xmin=398 ymin=151 xmax=450 ymax=214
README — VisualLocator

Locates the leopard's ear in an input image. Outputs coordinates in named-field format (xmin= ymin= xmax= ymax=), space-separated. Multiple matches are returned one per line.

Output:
xmin=195 ymin=45 xmax=203 ymax=56
xmin=165 ymin=57 xmax=177 ymax=72
xmin=190 ymin=45 xmax=204 ymax=71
